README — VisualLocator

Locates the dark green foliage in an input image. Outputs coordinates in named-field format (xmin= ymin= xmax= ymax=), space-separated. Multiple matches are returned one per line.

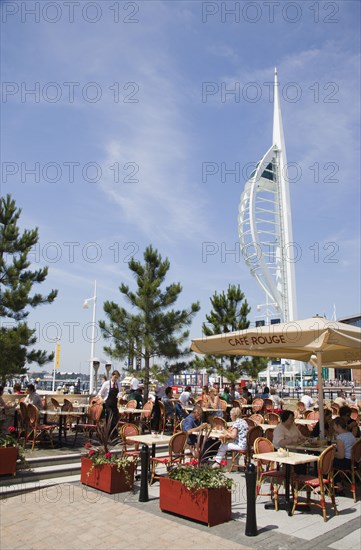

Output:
xmin=99 ymin=245 xmax=200 ymax=400
xmin=193 ymin=285 xmax=267 ymax=396
xmin=0 ymin=195 xmax=57 ymax=383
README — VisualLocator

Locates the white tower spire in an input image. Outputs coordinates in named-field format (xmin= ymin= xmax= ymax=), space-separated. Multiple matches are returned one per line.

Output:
xmin=238 ymin=69 xmax=298 ymax=323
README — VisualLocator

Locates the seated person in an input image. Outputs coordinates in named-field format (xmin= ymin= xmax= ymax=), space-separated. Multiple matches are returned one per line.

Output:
xmin=24 ymin=384 xmax=43 ymax=411
xmin=127 ymin=387 xmax=144 ymax=409
xmin=182 ymin=406 xmax=208 ymax=457
xmin=241 ymin=386 xmax=253 ymax=404
xmin=220 ymin=387 xmax=231 ymax=404
xmin=273 ymin=410 xmax=306 ymax=449
xmin=300 ymin=389 xmax=316 ymax=410
xmin=347 ymin=392 xmax=360 ymax=410
xmin=333 ymin=416 xmax=357 ymax=491
xmin=213 ymin=407 xmax=248 ymax=468
xmin=269 ymin=387 xmax=284 ymax=409
xmin=208 ymin=388 xmax=222 ymax=418
xmin=162 ymin=386 xmax=175 ymax=421
xmin=179 ymin=386 xmax=194 ymax=407
xmin=260 ymin=386 xmax=270 ymax=399
xmin=334 ymin=390 xmax=347 ymax=408
xmin=310 ymin=409 xmax=334 ymax=439
xmin=339 ymin=406 xmax=360 ymax=438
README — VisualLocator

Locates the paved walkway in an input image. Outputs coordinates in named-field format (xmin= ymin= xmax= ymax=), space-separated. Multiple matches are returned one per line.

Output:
xmin=1 ymin=472 xmax=360 ymax=550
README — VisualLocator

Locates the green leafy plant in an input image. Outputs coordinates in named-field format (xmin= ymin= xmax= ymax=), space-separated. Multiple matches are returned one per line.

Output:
xmin=0 ymin=426 xmax=27 ymax=467
xmin=168 ymin=426 xmax=233 ymax=491
xmin=83 ymin=416 xmax=135 ymax=473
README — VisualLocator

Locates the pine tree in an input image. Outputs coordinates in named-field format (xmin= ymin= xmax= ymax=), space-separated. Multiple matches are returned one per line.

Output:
xmin=193 ymin=285 xmax=267 ymax=396
xmin=0 ymin=195 xmax=58 ymax=383
xmin=99 ymin=245 xmax=200 ymax=400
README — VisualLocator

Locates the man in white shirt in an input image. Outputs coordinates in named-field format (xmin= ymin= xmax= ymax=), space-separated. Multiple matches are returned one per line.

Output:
xmin=300 ymin=389 xmax=315 ymax=410
xmin=130 ymin=376 xmax=139 ymax=391
xmin=179 ymin=386 xmax=193 ymax=407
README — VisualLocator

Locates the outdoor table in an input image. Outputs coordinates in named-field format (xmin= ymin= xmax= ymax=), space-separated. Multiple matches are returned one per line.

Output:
xmin=253 ymin=450 xmax=319 ymax=516
xmin=41 ymin=410 xmax=82 ymax=445
xmin=126 ymin=433 xmax=172 ymax=502
xmin=258 ymin=423 xmax=276 ymax=431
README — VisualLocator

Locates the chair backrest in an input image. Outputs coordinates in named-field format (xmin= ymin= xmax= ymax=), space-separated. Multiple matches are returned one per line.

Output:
xmin=249 ymin=414 xmax=264 ymax=424
xmin=265 ymin=412 xmax=280 ymax=425
xmin=51 ymin=397 xmax=61 ymax=409
xmin=247 ymin=425 xmax=263 ymax=450
xmin=244 ymin=418 xmax=256 ymax=428
xmin=232 ymin=400 xmax=241 ymax=408
xmin=88 ymin=403 xmax=103 ymax=423
xmin=297 ymin=424 xmax=310 ymax=438
xmin=263 ymin=398 xmax=274 ymax=411
xmin=169 ymin=431 xmax=187 ymax=458
xmin=27 ymin=403 xmax=39 ymax=428
xmin=306 ymin=410 xmax=319 ymax=422
xmin=212 ymin=416 xmax=227 ymax=429
xmin=62 ymin=401 xmax=73 ymax=412
xmin=238 ymin=397 xmax=247 ymax=405
xmin=19 ymin=401 xmax=29 ymax=426
xmin=264 ymin=427 xmax=274 ymax=442
xmin=218 ymin=399 xmax=228 ymax=412
xmin=254 ymin=436 xmax=275 ymax=466
xmin=351 ymin=438 xmax=361 ymax=466
xmin=252 ymin=398 xmax=264 ymax=412
xmin=126 ymin=400 xmax=137 ymax=409
xmin=349 ymin=407 xmax=359 ymax=421
xmin=141 ymin=401 xmax=153 ymax=418
xmin=319 ymin=445 xmax=335 ymax=478
xmin=297 ymin=401 xmax=306 ymax=413
xmin=330 ymin=402 xmax=340 ymax=414
xmin=121 ymin=423 xmax=140 ymax=439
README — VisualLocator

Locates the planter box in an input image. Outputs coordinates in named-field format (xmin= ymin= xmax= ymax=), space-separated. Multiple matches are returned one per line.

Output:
xmin=81 ymin=458 xmax=134 ymax=494
xmin=159 ymin=477 xmax=232 ymax=527
xmin=0 ymin=447 xmax=18 ymax=476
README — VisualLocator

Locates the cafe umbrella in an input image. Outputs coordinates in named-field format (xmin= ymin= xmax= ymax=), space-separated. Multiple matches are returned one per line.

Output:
xmin=191 ymin=316 xmax=361 ymax=439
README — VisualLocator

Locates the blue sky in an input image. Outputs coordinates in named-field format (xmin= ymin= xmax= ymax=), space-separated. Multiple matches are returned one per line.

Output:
xmin=1 ymin=0 xmax=360 ymax=376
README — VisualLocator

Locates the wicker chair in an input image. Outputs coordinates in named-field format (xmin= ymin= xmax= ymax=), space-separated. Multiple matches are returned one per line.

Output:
xmin=249 ymin=413 xmax=264 ymax=424
xmin=252 ymin=398 xmax=264 ymax=413
xmin=27 ymin=403 xmax=56 ymax=450
xmin=292 ymin=445 xmax=338 ymax=521
xmin=264 ymin=412 xmax=280 ymax=425
xmin=150 ymin=431 xmax=187 ymax=484
xmin=254 ymin=437 xmax=285 ymax=511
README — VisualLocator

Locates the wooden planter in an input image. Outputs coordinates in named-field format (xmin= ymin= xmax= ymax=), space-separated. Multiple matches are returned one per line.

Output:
xmin=81 ymin=458 xmax=135 ymax=494
xmin=0 ymin=447 xmax=18 ymax=476
xmin=159 ymin=477 xmax=232 ymax=527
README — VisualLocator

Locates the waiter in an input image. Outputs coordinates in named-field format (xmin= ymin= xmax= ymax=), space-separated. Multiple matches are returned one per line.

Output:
xmin=97 ymin=370 xmax=121 ymax=433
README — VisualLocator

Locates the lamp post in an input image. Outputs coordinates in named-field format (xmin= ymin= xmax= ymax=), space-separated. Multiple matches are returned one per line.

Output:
xmin=83 ymin=280 xmax=97 ymax=395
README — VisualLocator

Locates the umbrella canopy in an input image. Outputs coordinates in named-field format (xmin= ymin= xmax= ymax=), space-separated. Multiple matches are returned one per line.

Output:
xmin=191 ymin=317 xmax=361 ymax=438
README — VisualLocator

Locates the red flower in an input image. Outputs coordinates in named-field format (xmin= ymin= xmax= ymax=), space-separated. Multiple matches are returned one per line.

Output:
xmin=88 ymin=450 xmax=96 ymax=456
xmin=8 ymin=426 xmax=16 ymax=433
xmin=105 ymin=452 xmax=112 ymax=459
xmin=220 ymin=460 xmax=227 ymax=467
xmin=190 ymin=459 xmax=199 ymax=466
xmin=84 ymin=443 xmax=92 ymax=448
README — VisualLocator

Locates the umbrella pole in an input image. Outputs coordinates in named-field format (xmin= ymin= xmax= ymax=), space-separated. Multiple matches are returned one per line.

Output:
xmin=316 ymin=352 xmax=325 ymax=439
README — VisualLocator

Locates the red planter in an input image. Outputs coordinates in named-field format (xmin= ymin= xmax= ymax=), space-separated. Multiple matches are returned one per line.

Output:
xmin=81 ymin=458 xmax=135 ymax=494
xmin=159 ymin=477 xmax=232 ymax=527
xmin=0 ymin=447 xmax=18 ymax=476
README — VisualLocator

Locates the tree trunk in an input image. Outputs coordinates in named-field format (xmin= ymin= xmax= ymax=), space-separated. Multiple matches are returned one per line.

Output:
xmin=144 ymin=353 xmax=150 ymax=401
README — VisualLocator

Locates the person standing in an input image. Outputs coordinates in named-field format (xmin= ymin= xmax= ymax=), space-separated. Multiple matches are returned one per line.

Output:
xmin=97 ymin=370 xmax=121 ymax=432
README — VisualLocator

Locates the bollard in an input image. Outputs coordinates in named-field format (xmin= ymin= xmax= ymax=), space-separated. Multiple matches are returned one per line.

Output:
xmin=139 ymin=444 xmax=149 ymax=502
xmin=245 ymin=463 xmax=258 ymax=537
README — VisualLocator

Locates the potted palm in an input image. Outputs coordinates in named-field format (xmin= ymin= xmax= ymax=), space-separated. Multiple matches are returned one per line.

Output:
xmin=159 ymin=428 xmax=233 ymax=526
xmin=80 ymin=416 xmax=136 ymax=494
xmin=0 ymin=426 xmax=24 ymax=476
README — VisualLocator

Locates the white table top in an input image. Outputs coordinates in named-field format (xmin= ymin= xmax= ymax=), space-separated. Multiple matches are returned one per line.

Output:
xmin=253 ymin=451 xmax=319 ymax=465
xmin=295 ymin=419 xmax=317 ymax=426
xmin=40 ymin=410 xmax=81 ymax=416
xmin=119 ymin=407 xmax=144 ymax=414
xmin=126 ymin=434 xmax=172 ymax=446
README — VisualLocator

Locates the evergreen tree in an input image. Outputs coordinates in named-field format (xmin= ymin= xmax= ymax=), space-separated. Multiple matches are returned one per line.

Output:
xmin=0 ymin=195 xmax=58 ymax=383
xmin=193 ymin=285 xmax=267 ymax=396
xmin=99 ymin=245 xmax=200 ymax=400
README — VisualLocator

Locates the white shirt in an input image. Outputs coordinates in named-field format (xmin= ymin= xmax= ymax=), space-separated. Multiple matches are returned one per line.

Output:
xmin=97 ymin=380 xmax=121 ymax=401
xmin=130 ymin=377 xmax=139 ymax=391
xmin=301 ymin=394 xmax=314 ymax=409
xmin=179 ymin=391 xmax=192 ymax=406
